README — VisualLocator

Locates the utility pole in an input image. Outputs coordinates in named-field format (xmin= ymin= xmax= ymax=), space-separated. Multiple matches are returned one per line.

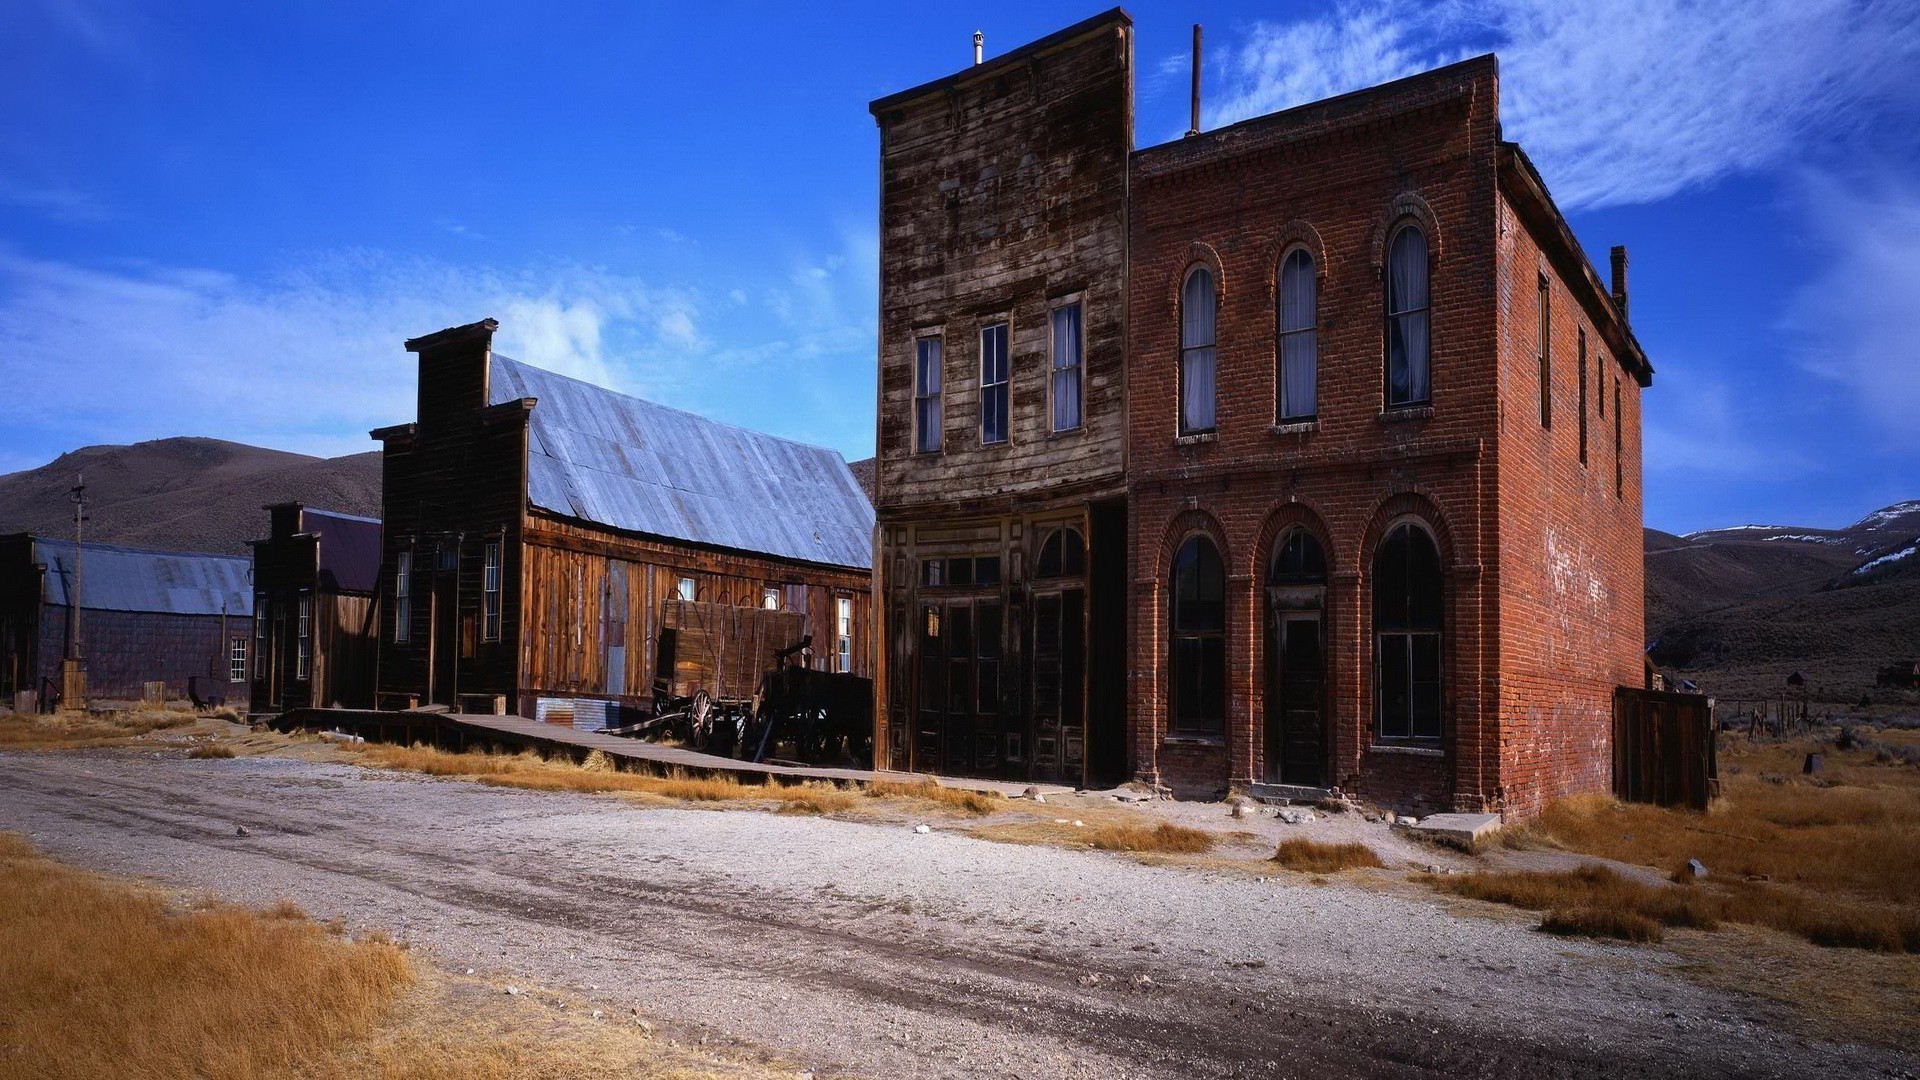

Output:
xmin=63 ymin=474 xmax=88 ymax=708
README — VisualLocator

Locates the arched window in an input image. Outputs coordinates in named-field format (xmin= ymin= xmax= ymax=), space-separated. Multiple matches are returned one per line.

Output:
xmin=1036 ymin=527 xmax=1086 ymax=579
xmin=1277 ymin=249 xmax=1317 ymax=420
xmin=1373 ymin=522 xmax=1442 ymax=739
xmin=1169 ymin=535 xmax=1225 ymax=734
xmin=1180 ymin=268 xmax=1217 ymax=434
xmin=1269 ymin=528 xmax=1326 ymax=585
xmin=1385 ymin=225 xmax=1431 ymax=407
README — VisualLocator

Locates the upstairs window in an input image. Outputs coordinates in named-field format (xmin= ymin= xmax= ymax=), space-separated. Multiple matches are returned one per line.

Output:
xmin=1050 ymin=302 xmax=1083 ymax=432
xmin=229 ymin=636 xmax=247 ymax=684
xmin=1538 ymin=275 xmax=1553 ymax=428
xmin=1578 ymin=329 xmax=1590 ymax=465
xmin=393 ymin=553 xmax=411 ymax=644
xmin=1169 ymin=536 xmax=1225 ymax=735
xmin=763 ymin=587 xmax=780 ymax=610
xmin=677 ymin=576 xmax=696 ymax=602
xmin=914 ymin=336 xmax=943 ymax=454
xmin=836 ymin=597 xmax=854 ymax=674
xmin=1386 ymin=226 xmax=1431 ymax=407
xmin=1180 ymin=268 xmax=1217 ymax=434
xmin=1278 ymin=249 xmax=1318 ymax=420
xmin=482 ymin=542 xmax=502 ymax=642
xmin=979 ymin=322 xmax=1009 ymax=446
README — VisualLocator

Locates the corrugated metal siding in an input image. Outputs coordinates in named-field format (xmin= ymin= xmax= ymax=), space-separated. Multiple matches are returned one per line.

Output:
xmin=490 ymin=356 xmax=874 ymax=571
xmin=33 ymin=539 xmax=252 ymax=617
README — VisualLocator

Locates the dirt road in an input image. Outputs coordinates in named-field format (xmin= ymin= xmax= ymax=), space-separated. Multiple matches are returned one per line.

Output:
xmin=0 ymin=749 xmax=1908 ymax=1079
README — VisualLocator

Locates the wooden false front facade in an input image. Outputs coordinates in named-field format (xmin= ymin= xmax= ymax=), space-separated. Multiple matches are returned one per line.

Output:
xmin=869 ymin=10 xmax=1135 ymax=786
xmin=372 ymin=320 xmax=874 ymax=723
xmin=250 ymin=504 xmax=382 ymax=713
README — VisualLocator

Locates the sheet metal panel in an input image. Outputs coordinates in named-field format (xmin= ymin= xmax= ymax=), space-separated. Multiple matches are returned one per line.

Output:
xmin=34 ymin=539 xmax=252 ymax=617
xmin=303 ymin=508 xmax=383 ymax=594
xmin=490 ymin=356 xmax=874 ymax=570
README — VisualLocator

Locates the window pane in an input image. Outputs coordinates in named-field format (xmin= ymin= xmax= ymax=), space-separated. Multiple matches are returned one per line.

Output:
xmin=1181 ymin=345 xmax=1216 ymax=432
xmin=1280 ymin=331 xmax=1316 ymax=419
xmin=1172 ymin=537 xmax=1223 ymax=632
xmin=949 ymin=605 xmax=973 ymax=657
xmin=976 ymin=602 xmax=1002 ymax=659
xmin=974 ymin=556 xmax=1001 ymax=587
xmin=1411 ymin=633 xmax=1443 ymax=739
xmin=1387 ymin=227 xmax=1430 ymax=406
xmin=915 ymin=337 xmax=942 ymax=453
xmin=1379 ymin=633 xmax=1411 ymax=738
xmin=1051 ymin=303 xmax=1082 ymax=431
xmin=1182 ymin=269 xmax=1216 ymax=348
xmin=980 ymin=323 xmax=1009 ymax=445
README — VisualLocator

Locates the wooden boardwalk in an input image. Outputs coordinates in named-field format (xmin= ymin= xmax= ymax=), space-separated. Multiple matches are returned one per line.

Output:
xmin=272 ymin=708 xmax=1072 ymax=799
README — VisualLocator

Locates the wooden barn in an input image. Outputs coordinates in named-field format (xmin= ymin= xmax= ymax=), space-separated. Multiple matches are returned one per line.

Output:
xmin=371 ymin=319 xmax=875 ymax=726
xmin=0 ymin=533 xmax=252 ymax=708
xmin=250 ymin=503 xmax=382 ymax=713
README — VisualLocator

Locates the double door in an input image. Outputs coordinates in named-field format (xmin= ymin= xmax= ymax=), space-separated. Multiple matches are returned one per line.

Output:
xmin=915 ymin=597 xmax=1004 ymax=777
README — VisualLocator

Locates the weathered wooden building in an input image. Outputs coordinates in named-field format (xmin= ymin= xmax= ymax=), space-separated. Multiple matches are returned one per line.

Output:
xmin=0 ymin=534 xmax=252 ymax=706
xmin=868 ymin=9 xmax=1134 ymax=785
xmin=250 ymin=503 xmax=382 ymax=713
xmin=372 ymin=319 xmax=874 ymax=725
xmin=873 ymin=17 xmax=1651 ymax=816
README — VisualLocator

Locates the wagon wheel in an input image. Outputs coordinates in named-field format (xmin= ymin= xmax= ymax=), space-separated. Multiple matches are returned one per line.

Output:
xmin=689 ymin=689 xmax=713 ymax=749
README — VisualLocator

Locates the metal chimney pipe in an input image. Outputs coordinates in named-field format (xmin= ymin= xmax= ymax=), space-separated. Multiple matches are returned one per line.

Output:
xmin=1188 ymin=24 xmax=1203 ymax=136
xmin=974 ymin=30 xmax=983 ymax=65
xmin=1610 ymin=245 xmax=1630 ymax=322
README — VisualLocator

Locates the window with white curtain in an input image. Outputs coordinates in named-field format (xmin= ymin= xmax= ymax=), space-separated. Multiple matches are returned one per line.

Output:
xmin=836 ymin=597 xmax=853 ymax=673
xmin=1180 ymin=268 xmax=1217 ymax=434
xmin=1278 ymin=249 xmax=1317 ymax=420
xmin=979 ymin=322 xmax=1009 ymax=445
xmin=914 ymin=336 xmax=943 ymax=454
xmin=1386 ymin=225 xmax=1431 ymax=407
xmin=393 ymin=553 xmax=411 ymax=644
xmin=1050 ymin=302 xmax=1083 ymax=432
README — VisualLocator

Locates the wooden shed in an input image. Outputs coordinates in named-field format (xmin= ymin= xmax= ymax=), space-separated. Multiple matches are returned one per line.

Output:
xmin=250 ymin=503 xmax=382 ymax=713
xmin=370 ymin=319 xmax=875 ymax=726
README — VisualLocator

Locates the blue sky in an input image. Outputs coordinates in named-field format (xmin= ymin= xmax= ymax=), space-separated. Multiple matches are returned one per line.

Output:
xmin=1 ymin=0 xmax=1915 ymax=535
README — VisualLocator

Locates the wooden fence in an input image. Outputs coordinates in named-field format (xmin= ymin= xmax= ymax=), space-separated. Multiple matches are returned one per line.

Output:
xmin=1612 ymin=687 xmax=1716 ymax=810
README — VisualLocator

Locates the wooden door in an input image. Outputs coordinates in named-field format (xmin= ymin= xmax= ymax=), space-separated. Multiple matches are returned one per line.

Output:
xmin=1267 ymin=612 xmax=1325 ymax=786
xmin=1029 ymin=589 xmax=1084 ymax=784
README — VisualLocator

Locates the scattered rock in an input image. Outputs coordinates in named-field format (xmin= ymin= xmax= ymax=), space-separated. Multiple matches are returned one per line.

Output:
xmin=1054 ymin=818 xmax=1072 ymax=824
xmin=1130 ymin=974 xmax=1155 ymax=991
xmin=1230 ymin=799 xmax=1248 ymax=820
xmin=1277 ymin=809 xmax=1316 ymax=824
xmin=504 ymin=985 xmax=521 ymax=996
xmin=1685 ymin=858 xmax=1708 ymax=880
xmin=1384 ymin=812 xmax=1398 ymax=824
xmin=591 ymin=1009 xmax=603 ymax=1020
xmin=1803 ymin=753 xmax=1823 ymax=775
xmin=1401 ymin=816 xmax=1420 ymax=827
xmin=465 ymin=968 xmax=476 ymax=975
xmin=235 ymin=825 xmax=251 ymax=837
xmin=1072 ymin=820 xmax=1085 ymax=828
xmin=1023 ymin=786 xmax=1045 ymax=804
xmin=913 ymin=824 xmax=932 ymax=835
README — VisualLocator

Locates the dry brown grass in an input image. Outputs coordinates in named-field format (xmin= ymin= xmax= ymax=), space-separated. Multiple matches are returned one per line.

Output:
xmin=0 ymin=707 xmax=195 ymax=750
xmin=358 ymin=743 xmax=1006 ymax=820
xmin=1082 ymin=821 xmax=1217 ymax=854
xmin=187 ymin=742 xmax=236 ymax=759
xmin=1540 ymin=906 xmax=1665 ymax=944
xmin=865 ymin=778 xmax=999 ymax=815
xmin=1271 ymin=838 xmax=1385 ymax=873
xmin=1493 ymin=736 xmax=1920 ymax=952
xmin=0 ymin=831 xmax=812 ymax=1080
xmin=0 ymin=830 xmax=410 ymax=1077
xmin=1432 ymin=864 xmax=1721 ymax=943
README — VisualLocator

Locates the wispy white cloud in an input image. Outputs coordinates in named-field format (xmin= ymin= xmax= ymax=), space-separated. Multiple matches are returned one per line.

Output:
xmin=0 ymin=176 xmax=109 ymax=222
xmin=1785 ymin=168 xmax=1920 ymax=449
xmin=1642 ymin=367 xmax=1808 ymax=481
xmin=1205 ymin=0 xmax=1920 ymax=210
xmin=0 ymin=239 xmax=878 ymax=466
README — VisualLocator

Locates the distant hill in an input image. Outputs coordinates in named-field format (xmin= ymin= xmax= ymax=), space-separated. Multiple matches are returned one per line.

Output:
xmin=0 ymin=437 xmax=382 ymax=556
xmin=1646 ymin=501 xmax=1920 ymax=703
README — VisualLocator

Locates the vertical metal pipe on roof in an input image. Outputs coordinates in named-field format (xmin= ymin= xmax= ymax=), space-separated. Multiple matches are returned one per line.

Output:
xmin=1188 ymin=24 xmax=1203 ymax=137
xmin=974 ymin=30 xmax=983 ymax=65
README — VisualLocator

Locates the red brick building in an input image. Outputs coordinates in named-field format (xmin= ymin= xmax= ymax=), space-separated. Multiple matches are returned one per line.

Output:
xmin=870 ymin=18 xmax=1650 ymax=816
xmin=1126 ymin=57 xmax=1650 ymax=815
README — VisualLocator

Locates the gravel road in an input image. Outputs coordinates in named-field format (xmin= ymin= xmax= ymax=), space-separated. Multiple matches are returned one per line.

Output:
xmin=1 ymin=749 xmax=1910 ymax=1079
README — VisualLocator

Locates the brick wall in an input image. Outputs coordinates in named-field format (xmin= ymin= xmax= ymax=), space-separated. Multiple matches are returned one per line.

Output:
xmin=1125 ymin=58 xmax=1504 ymax=807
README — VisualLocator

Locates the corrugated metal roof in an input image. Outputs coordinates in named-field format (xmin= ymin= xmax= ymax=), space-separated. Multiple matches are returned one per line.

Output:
xmin=490 ymin=356 xmax=874 ymax=570
xmin=34 ymin=538 xmax=252 ymax=616
xmin=303 ymin=508 xmax=382 ymax=594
